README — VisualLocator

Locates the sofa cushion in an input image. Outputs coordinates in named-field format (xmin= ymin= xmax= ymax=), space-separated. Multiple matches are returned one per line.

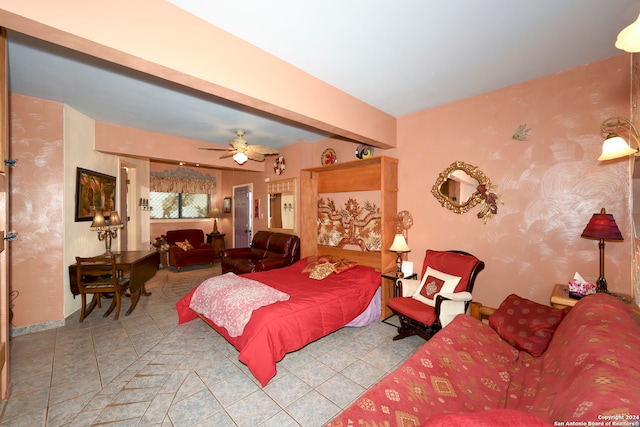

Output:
xmin=175 ymin=240 xmax=194 ymax=251
xmin=324 ymin=315 xmax=520 ymax=426
xmin=489 ymin=294 xmax=568 ymax=357
xmin=424 ymin=409 xmax=552 ymax=427
xmin=413 ymin=267 xmax=461 ymax=307
xmin=507 ymin=293 xmax=640 ymax=424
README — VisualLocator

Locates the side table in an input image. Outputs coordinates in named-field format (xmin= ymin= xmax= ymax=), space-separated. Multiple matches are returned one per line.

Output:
xmin=206 ymin=233 xmax=226 ymax=261
xmin=550 ymin=283 xmax=640 ymax=324
xmin=158 ymin=249 xmax=169 ymax=269
xmin=381 ymin=271 xmax=417 ymax=319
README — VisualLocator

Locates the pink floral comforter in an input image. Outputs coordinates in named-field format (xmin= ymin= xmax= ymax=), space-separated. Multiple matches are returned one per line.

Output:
xmin=189 ymin=272 xmax=290 ymax=337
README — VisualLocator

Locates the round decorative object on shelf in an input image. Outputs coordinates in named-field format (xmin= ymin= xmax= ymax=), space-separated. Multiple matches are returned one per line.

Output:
xmin=355 ymin=144 xmax=374 ymax=159
xmin=321 ymin=148 xmax=337 ymax=165
xmin=274 ymin=156 xmax=286 ymax=175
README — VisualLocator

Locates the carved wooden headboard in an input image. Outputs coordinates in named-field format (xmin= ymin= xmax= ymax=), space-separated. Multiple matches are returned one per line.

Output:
xmin=299 ymin=156 xmax=398 ymax=273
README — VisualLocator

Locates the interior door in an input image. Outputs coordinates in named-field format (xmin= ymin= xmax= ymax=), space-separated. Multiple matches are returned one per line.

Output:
xmin=233 ymin=184 xmax=252 ymax=248
xmin=0 ymin=27 xmax=9 ymax=400
xmin=119 ymin=166 xmax=128 ymax=252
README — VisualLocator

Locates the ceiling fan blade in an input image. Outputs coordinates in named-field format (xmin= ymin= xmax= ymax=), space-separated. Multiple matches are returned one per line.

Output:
xmin=199 ymin=147 xmax=230 ymax=151
xmin=247 ymin=145 xmax=279 ymax=155
xmin=247 ymin=152 xmax=266 ymax=161
xmin=219 ymin=151 xmax=236 ymax=159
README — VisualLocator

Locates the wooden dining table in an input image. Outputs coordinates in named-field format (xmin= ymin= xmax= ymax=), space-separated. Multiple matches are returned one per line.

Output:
xmin=69 ymin=250 xmax=160 ymax=316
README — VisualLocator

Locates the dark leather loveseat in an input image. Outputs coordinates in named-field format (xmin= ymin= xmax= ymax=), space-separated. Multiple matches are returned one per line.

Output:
xmin=166 ymin=229 xmax=216 ymax=271
xmin=221 ymin=230 xmax=300 ymax=274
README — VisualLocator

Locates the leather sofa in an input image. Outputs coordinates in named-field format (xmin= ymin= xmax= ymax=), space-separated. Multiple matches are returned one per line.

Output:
xmin=221 ymin=230 xmax=300 ymax=274
xmin=166 ymin=229 xmax=216 ymax=271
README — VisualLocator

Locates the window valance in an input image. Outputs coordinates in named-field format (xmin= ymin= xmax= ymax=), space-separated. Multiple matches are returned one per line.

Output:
xmin=150 ymin=167 xmax=217 ymax=194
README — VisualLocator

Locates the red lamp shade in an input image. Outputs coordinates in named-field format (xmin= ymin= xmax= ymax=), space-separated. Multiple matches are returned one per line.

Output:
xmin=581 ymin=208 xmax=623 ymax=241
xmin=580 ymin=207 xmax=623 ymax=294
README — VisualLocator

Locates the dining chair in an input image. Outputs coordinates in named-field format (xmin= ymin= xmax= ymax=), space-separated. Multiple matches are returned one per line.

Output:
xmin=75 ymin=256 xmax=130 ymax=322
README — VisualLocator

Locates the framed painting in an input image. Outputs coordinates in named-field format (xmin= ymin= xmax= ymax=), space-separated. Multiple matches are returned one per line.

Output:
xmin=75 ymin=167 xmax=117 ymax=222
xmin=223 ymin=197 xmax=232 ymax=213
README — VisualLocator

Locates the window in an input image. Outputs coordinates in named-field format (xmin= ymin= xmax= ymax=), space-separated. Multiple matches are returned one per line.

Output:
xmin=150 ymin=192 xmax=209 ymax=219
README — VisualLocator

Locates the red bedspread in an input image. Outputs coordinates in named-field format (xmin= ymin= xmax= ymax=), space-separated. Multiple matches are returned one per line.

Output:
xmin=175 ymin=259 xmax=380 ymax=386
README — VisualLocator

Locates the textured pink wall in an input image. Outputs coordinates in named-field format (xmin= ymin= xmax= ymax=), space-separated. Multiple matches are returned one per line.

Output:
xmin=10 ymin=94 xmax=65 ymax=325
xmin=393 ymin=55 xmax=632 ymax=308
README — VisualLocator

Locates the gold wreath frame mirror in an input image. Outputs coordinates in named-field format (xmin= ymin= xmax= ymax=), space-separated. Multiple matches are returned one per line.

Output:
xmin=431 ymin=161 xmax=491 ymax=214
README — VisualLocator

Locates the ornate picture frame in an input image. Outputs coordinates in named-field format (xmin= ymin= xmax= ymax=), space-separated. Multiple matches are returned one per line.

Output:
xmin=75 ymin=167 xmax=117 ymax=222
xmin=223 ymin=197 xmax=232 ymax=213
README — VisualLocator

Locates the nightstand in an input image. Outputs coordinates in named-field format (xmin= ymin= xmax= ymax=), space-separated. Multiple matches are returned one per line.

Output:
xmin=381 ymin=271 xmax=417 ymax=319
xmin=550 ymin=283 xmax=640 ymax=324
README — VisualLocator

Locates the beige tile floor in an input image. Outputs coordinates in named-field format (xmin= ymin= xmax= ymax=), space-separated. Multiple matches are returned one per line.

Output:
xmin=0 ymin=266 xmax=423 ymax=427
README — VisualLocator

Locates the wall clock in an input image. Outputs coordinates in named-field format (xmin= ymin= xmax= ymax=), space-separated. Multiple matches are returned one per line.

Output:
xmin=274 ymin=156 xmax=286 ymax=175
xmin=321 ymin=148 xmax=337 ymax=165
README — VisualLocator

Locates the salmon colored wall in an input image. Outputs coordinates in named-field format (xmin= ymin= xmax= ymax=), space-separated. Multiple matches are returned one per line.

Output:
xmin=5 ymin=54 xmax=635 ymax=331
xmin=391 ymin=55 xmax=632 ymax=308
xmin=10 ymin=94 xmax=65 ymax=326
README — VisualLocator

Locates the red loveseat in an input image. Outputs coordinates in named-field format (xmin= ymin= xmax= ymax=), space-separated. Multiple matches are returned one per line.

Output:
xmin=325 ymin=292 xmax=640 ymax=427
xmin=221 ymin=230 xmax=300 ymax=274
xmin=166 ymin=229 xmax=216 ymax=271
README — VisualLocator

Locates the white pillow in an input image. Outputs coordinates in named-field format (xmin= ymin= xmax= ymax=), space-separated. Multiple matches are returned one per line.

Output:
xmin=412 ymin=267 xmax=461 ymax=307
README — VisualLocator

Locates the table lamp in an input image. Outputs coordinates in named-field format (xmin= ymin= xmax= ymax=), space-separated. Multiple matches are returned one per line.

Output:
xmin=389 ymin=234 xmax=411 ymax=277
xmin=90 ymin=210 xmax=124 ymax=257
xmin=580 ymin=207 xmax=623 ymax=293
xmin=208 ymin=207 xmax=224 ymax=234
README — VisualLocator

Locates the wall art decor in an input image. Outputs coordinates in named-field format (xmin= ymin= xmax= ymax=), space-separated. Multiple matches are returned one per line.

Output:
xmin=75 ymin=167 xmax=117 ymax=222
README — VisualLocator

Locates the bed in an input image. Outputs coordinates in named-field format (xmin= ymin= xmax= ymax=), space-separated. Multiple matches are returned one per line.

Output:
xmin=175 ymin=257 xmax=381 ymax=386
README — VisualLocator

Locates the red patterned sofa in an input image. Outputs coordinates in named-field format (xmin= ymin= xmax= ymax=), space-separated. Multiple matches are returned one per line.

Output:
xmin=325 ymin=292 xmax=640 ymax=427
xmin=166 ymin=229 xmax=216 ymax=271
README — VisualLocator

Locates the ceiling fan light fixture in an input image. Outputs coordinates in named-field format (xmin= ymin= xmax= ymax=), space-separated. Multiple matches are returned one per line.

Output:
xmin=616 ymin=12 xmax=640 ymax=52
xmin=233 ymin=152 xmax=248 ymax=164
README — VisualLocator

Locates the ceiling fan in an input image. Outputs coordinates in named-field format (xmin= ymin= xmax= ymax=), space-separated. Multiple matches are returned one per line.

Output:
xmin=200 ymin=130 xmax=279 ymax=164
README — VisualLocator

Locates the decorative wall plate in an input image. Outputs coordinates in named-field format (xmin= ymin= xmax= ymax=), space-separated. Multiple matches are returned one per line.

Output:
xmin=355 ymin=144 xmax=374 ymax=159
xmin=321 ymin=148 xmax=337 ymax=165
xmin=274 ymin=156 xmax=286 ymax=175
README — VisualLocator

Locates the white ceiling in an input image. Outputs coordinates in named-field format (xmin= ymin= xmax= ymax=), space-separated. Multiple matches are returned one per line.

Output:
xmin=6 ymin=0 xmax=640 ymax=150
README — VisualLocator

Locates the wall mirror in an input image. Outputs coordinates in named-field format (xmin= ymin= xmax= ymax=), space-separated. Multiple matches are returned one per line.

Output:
xmin=267 ymin=177 xmax=296 ymax=233
xmin=431 ymin=161 xmax=492 ymax=215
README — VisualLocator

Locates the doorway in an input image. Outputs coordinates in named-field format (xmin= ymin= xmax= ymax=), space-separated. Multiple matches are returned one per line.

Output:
xmin=233 ymin=184 xmax=252 ymax=248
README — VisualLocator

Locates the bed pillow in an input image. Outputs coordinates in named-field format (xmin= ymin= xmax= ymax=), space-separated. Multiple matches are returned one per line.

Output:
xmin=489 ymin=293 xmax=568 ymax=357
xmin=175 ymin=240 xmax=194 ymax=251
xmin=302 ymin=255 xmax=334 ymax=274
xmin=412 ymin=267 xmax=461 ymax=307
xmin=309 ymin=262 xmax=335 ymax=280
xmin=333 ymin=259 xmax=358 ymax=274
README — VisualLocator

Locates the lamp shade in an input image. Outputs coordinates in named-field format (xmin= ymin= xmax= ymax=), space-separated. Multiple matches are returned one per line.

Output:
xmin=89 ymin=211 xmax=108 ymax=231
xmin=616 ymin=12 xmax=640 ymax=52
xmin=208 ymin=207 xmax=224 ymax=218
xmin=598 ymin=133 xmax=638 ymax=161
xmin=389 ymin=234 xmax=410 ymax=252
xmin=108 ymin=211 xmax=124 ymax=228
xmin=581 ymin=208 xmax=623 ymax=241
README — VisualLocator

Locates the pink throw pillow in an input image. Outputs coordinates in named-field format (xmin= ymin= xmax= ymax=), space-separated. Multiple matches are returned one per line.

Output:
xmin=489 ymin=294 xmax=568 ymax=356
xmin=301 ymin=255 xmax=333 ymax=274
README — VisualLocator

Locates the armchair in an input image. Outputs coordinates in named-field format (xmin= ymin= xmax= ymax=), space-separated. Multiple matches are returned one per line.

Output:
xmin=166 ymin=229 xmax=216 ymax=271
xmin=387 ymin=249 xmax=484 ymax=341
xmin=221 ymin=230 xmax=300 ymax=274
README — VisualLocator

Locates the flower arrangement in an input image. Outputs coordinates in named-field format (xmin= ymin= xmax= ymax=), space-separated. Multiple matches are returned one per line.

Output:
xmin=151 ymin=235 xmax=170 ymax=251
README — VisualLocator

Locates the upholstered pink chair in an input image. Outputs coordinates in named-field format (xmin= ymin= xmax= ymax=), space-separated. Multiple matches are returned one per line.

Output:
xmin=387 ymin=250 xmax=484 ymax=341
